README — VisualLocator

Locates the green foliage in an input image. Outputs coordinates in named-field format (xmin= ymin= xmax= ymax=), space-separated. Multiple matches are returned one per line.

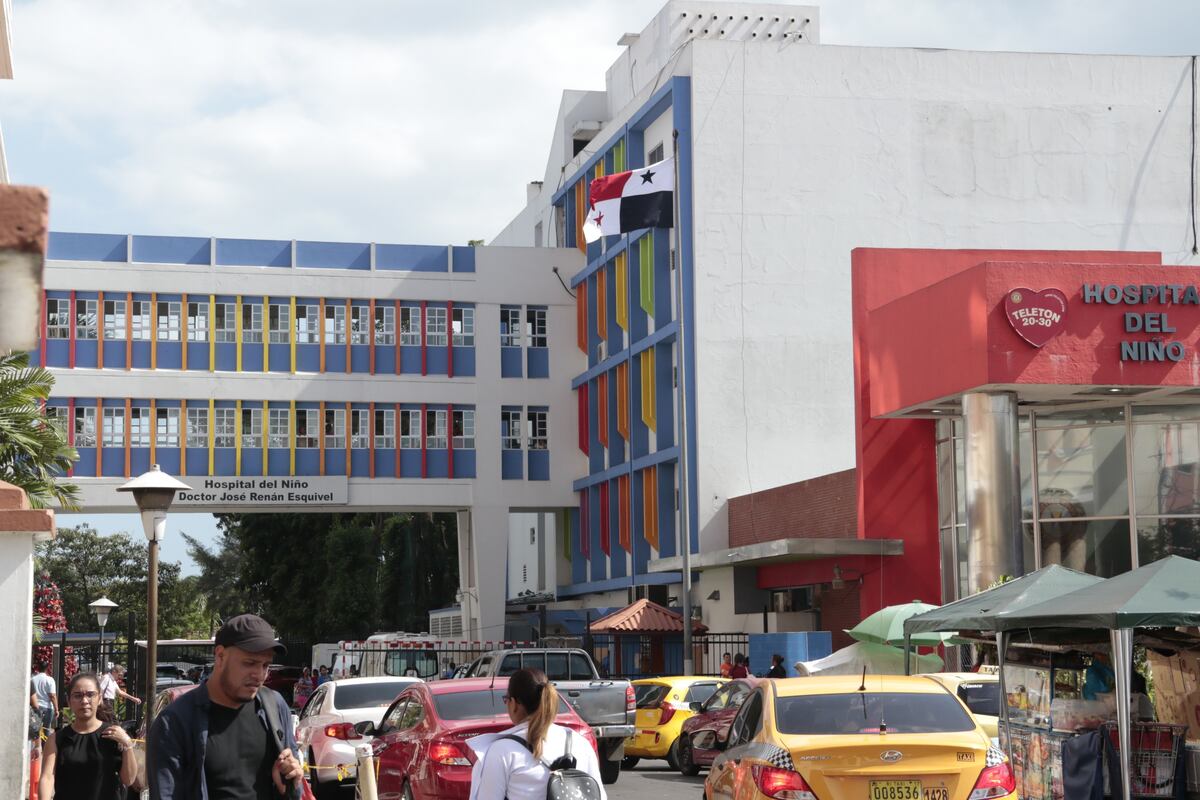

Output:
xmin=0 ymin=350 xmax=78 ymax=509
xmin=187 ymin=512 xmax=460 ymax=641
xmin=36 ymin=524 xmax=211 ymax=640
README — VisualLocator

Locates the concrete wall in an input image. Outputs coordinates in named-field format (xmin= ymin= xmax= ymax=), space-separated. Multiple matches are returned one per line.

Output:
xmin=689 ymin=40 xmax=1198 ymax=557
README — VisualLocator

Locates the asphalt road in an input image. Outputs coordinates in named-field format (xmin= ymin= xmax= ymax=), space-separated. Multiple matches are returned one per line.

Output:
xmin=610 ymin=761 xmax=708 ymax=800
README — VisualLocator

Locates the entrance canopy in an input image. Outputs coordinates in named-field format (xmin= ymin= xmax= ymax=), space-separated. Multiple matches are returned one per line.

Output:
xmin=589 ymin=598 xmax=708 ymax=634
xmin=903 ymin=564 xmax=1102 ymax=636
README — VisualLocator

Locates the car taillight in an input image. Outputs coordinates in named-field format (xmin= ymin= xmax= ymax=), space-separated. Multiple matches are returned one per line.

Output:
xmin=658 ymin=701 xmax=677 ymax=725
xmin=429 ymin=740 xmax=473 ymax=767
xmin=323 ymin=723 xmax=361 ymax=740
xmin=968 ymin=762 xmax=1016 ymax=800
xmin=626 ymin=684 xmax=636 ymax=712
xmin=752 ymin=765 xmax=818 ymax=800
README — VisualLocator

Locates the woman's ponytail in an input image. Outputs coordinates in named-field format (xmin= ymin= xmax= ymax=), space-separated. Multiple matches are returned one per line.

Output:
xmin=507 ymin=668 xmax=559 ymax=759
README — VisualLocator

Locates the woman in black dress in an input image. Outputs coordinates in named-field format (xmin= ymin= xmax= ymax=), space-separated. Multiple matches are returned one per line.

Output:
xmin=38 ymin=672 xmax=136 ymax=799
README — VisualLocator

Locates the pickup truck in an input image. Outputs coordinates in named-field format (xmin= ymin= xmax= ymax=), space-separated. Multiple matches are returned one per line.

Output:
xmin=462 ymin=647 xmax=635 ymax=784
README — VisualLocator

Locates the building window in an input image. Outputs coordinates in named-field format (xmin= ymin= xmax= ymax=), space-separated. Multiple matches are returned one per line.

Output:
xmin=214 ymin=408 xmax=236 ymax=448
xmin=399 ymin=307 xmax=421 ymax=346
xmin=350 ymin=306 xmax=370 ymax=345
xmin=214 ymin=303 xmax=236 ymax=343
xmin=295 ymin=305 xmax=319 ymax=344
xmin=46 ymin=299 xmax=70 ymax=339
xmin=44 ymin=406 xmax=68 ymax=436
xmin=324 ymin=407 xmax=346 ymax=449
xmin=186 ymin=407 xmax=208 ymax=448
xmin=426 ymin=408 xmax=448 ymax=449
xmin=268 ymin=304 xmax=290 ymax=344
xmin=527 ymin=409 xmax=548 ymax=450
xmin=74 ymin=406 xmax=97 ymax=447
xmin=128 ymin=407 xmax=150 ymax=447
xmin=500 ymin=307 xmax=522 ymax=347
xmin=325 ymin=304 xmax=346 ymax=345
xmin=268 ymin=409 xmax=289 ymax=448
xmin=527 ymin=307 xmax=548 ymax=348
xmin=76 ymin=299 xmax=98 ymax=340
xmin=374 ymin=305 xmax=395 ymax=345
xmin=157 ymin=301 xmax=181 ymax=342
xmin=242 ymin=302 xmax=263 ymax=344
xmin=452 ymin=307 xmax=475 ymax=347
xmin=452 ymin=409 xmax=475 ymax=449
xmin=399 ymin=409 xmax=421 ymax=449
xmin=241 ymin=407 xmax=262 ymax=449
xmin=101 ymin=407 xmax=124 ymax=447
xmin=131 ymin=301 xmax=152 ymax=341
xmin=103 ymin=300 xmax=127 ymax=340
xmin=648 ymin=142 xmax=664 ymax=164
xmin=186 ymin=302 xmax=208 ymax=342
xmin=501 ymin=410 xmax=522 ymax=450
xmin=155 ymin=407 xmax=180 ymax=448
xmin=351 ymin=409 xmax=370 ymax=449
xmin=374 ymin=408 xmax=395 ymax=448
xmin=297 ymin=408 xmax=319 ymax=448
xmin=426 ymin=306 xmax=448 ymax=347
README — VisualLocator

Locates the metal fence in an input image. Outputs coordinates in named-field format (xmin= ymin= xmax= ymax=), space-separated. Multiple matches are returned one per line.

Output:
xmin=583 ymin=633 xmax=750 ymax=679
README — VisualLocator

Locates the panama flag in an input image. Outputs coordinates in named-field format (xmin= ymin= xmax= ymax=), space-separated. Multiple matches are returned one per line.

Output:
xmin=582 ymin=158 xmax=674 ymax=243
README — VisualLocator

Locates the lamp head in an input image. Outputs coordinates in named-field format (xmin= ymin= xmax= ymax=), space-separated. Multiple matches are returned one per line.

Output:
xmin=89 ymin=596 xmax=118 ymax=628
xmin=118 ymin=464 xmax=189 ymax=512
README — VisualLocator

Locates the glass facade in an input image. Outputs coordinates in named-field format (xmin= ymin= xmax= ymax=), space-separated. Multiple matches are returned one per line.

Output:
xmin=936 ymin=403 xmax=1200 ymax=599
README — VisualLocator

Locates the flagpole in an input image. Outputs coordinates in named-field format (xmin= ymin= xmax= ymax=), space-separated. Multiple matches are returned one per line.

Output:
xmin=672 ymin=130 xmax=695 ymax=676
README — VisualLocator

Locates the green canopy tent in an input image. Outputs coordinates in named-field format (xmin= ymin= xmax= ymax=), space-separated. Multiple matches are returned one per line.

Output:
xmin=994 ymin=556 xmax=1200 ymax=800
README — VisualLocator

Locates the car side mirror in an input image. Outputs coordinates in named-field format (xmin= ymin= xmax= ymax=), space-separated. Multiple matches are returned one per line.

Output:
xmin=354 ymin=720 xmax=378 ymax=737
xmin=691 ymin=730 xmax=719 ymax=750
xmin=690 ymin=701 xmax=704 ymax=713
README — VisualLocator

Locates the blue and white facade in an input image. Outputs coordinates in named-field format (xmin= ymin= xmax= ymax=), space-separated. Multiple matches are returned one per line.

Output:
xmin=37 ymin=232 xmax=584 ymax=640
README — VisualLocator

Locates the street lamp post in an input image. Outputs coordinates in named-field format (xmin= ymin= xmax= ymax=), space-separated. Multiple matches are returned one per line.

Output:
xmin=88 ymin=596 xmax=118 ymax=675
xmin=118 ymin=464 xmax=188 ymax=730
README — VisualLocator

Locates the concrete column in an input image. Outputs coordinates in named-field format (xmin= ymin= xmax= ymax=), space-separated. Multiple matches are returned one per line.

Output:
xmin=961 ymin=391 xmax=1023 ymax=594
xmin=465 ymin=505 xmax=509 ymax=642
xmin=0 ymin=481 xmax=55 ymax=799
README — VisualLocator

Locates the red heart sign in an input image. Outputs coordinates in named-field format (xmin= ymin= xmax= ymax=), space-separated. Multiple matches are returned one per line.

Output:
xmin=1004 ymin=287 xmax=1068 ymax=347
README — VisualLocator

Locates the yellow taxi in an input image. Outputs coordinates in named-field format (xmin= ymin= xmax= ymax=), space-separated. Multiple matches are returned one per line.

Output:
xmin=703 ymin=675 xmax=1016 ymax=800
xmin=624 ymin=676 xmax=725 ymax=769
xmin=920 ymin=673 xmax=1000 ymax=740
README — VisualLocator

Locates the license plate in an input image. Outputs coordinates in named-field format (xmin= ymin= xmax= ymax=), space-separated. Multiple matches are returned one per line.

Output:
xmin=869 ymin=781 xmax=921 ymax=800
xmin=923 ymin=789 xmax=948 ymax=800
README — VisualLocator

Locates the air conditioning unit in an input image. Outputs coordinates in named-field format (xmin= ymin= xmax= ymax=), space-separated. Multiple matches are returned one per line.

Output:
xmin=596 ymin=340 xmax=607 ymax=361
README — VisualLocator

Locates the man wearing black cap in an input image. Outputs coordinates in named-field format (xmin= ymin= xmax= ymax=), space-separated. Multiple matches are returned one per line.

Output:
xmin=147 ymin=614 xmax=304 ymax=799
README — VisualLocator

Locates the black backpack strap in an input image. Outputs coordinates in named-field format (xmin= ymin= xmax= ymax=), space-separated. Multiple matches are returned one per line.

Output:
xmin=257 ymin=689 xmax=300 ymax=800
xmin=498 ymin=734 xmax=530 ymax=751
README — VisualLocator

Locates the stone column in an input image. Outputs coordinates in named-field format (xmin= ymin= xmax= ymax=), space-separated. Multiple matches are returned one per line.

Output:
xmin=961 ymin=391 xmax=1023 ymax=594
xmin=0 ymin=481 xmax=55 ymax=799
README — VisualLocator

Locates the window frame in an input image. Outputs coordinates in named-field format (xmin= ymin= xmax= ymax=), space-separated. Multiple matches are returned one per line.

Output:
xmin=452 ymin=306 xmax=475 ymax=347
xmin=500 ymin=307 xmax=522 ymax=347
xmin=324 ymin=407 xmax=346 ymax=449
xmin=213 ymin=303 xmax=236 ymax=343
xmin=324 ymin=304 xmax=347 ymax=345
xmin=399 ymin=307 xmax=421 ymax=346
xmin=374 ymin=408 xmax=396 ymax=449
xmin=501 ymin=409 xmax=523 ymax=450
xmin=46 ymin=298 xmax=71 ymax=339
xmin=186 ymin=302 xmax=209 ymax=343
xmin=76 ymin=299 xmax=99 ymax=340
xmin=374 ymin=304 xmax=395 ymax=346
xmin=241 ymin=302 xmax=264 ymax=344
xmin=74 ymin=406 xmax=97 ymax=447
xmin=426 ymin=306 xmax=448 ymax=347
xmin=268 ymin=409 xmax=290 ymax=448
xmin=295 ymin=305 xmax=319 ymax=344
xmin=350 ymin=409 xmax=370 ymax=449
xmin=350 ymin=305 xmax=370 ymax=345
xmin=186 ymin=408 xmax=208 ymax=448
xmin=452 ymin=409 xmax=475 ymax=450
xmin=297 ymin=408 xmax=320 ymax=449
xmin=101 ymin=407 xmax=125 ymax=447
xmin=156 ymin=301 xmax=182 ymax=342
xmin=426 ymin=408 xmax=448 ymax=449
xmin=103 ymin=299 xmax=128 ymax=341
xmin=213 ymin=408 xmax=236 ymax=449
xmin=268 ymin=303 xmax=291 ymax=344
xmin=527 ymin=307 xmax=548 ymax=349
xmin=399 ymin=410 xmax=422 ymax=449
xmin=241 ymin=407 xmax=263 ymax=449
xmin=131 ymin=300 xmax=152 ymax=341
xmin=527 ymin=410 xmax=548 ymax=450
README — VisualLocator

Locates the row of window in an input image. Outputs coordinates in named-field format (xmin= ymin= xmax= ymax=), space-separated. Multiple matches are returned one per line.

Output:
xmin=48 ymin=406 xmax=550 ymax=451
xmin=46 ymin=299 xmax=493 ymax=347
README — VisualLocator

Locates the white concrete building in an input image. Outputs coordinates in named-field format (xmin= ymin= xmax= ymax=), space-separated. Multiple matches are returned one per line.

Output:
xmin=494 ymin=0 xmax=1200 ymax=632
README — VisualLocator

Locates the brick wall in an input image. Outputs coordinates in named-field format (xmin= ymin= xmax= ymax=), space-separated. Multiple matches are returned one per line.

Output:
xmin=816 ymin=585 xmax=860 ymax=650
xmin=728 ymin=469 xmax=857 ymax=548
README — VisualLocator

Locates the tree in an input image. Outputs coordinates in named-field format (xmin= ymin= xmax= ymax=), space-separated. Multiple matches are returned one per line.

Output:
xmin=37 ymin=524 xmax=209 ymax=641
xmin=0 ymin=350 xmax=78 ymax=508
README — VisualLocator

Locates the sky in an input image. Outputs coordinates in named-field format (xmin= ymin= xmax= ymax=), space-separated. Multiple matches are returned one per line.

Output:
xmin=14 ymin=0 xmax=1200 ymax=573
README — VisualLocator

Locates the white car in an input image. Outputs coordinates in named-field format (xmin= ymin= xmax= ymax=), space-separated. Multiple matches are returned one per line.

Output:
xmin=295 ymin=676 xmax=421 ymax=790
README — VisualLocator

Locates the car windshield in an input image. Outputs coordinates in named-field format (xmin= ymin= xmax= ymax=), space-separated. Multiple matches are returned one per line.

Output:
xmin=635 ymin=685 xmax=669 ymax=708
xmin=774 ymin=692 xmax=976 ymax=735
xmin=958 ymin=683 xmax=1000 ymax=717
xmin=433 ymin=690 xmax=570 ymax=721
xmin=335 ymin=682 xmax=413 ymax=709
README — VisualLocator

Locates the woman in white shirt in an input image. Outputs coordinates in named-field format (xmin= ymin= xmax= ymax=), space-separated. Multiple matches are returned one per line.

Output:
xmin=467 ymin=668 xmax=607 ymax=800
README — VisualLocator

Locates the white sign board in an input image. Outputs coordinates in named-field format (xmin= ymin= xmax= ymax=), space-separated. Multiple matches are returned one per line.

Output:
xmin=174 ymin=476 xmax=348 ymax=507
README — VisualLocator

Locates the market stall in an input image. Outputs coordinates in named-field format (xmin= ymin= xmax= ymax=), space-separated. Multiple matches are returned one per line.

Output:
xmin=904 ymin=558 xmax=1200 ymax=800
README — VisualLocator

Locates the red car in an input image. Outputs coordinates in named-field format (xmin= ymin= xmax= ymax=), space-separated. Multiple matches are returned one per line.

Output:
xmin=676 ymin=677 xmax=761 ymax=775
xmin=362 ymin=678 xmax=597 ymax=800
xmin=265 ymin=665 xmax=304 ymax=705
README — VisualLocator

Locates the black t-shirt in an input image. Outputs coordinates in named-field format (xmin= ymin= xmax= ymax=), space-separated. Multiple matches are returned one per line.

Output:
xmin=204 ymin=700 xmax=277 ymax=800
xmin=767 ymin=664 xmax=787 ymax=678
xmin=54 ymin=723 xmax=125 ymax=800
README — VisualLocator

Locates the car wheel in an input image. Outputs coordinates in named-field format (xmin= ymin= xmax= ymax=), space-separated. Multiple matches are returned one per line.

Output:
xmin=677 ymin=737 xmax=701 ymax=777
xmin=600 ymin=757 xmax=622 ymax=784
xmin=622 ymin=756 xmax=640 ymax=770
xmin=667 ymin=738 xmax=682 ymax=771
